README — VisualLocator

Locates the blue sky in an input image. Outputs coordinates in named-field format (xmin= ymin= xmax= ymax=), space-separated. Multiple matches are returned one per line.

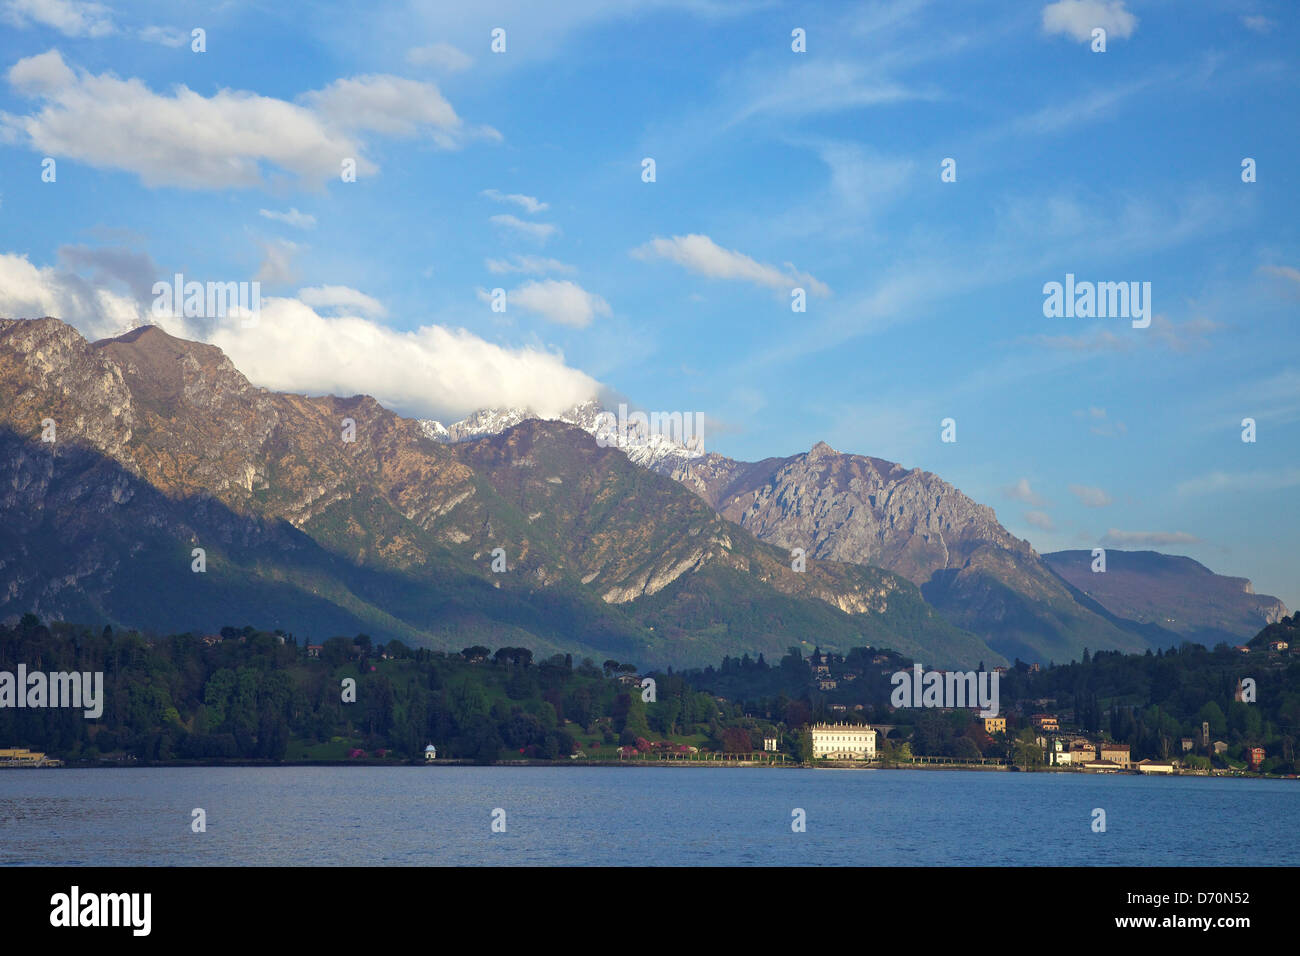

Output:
xmin=0 ymin=0 xmax=1296 ymax=608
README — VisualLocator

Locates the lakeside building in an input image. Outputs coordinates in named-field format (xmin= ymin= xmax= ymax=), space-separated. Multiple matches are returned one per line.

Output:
xmin=423 ymin=744 xmax=437 ymax=761
xmin=1247 ymin=747 xmax=1265 ymax=770
xmin=1099 ymin=744 xmax=1131 ymax=768
xmin=1136 ymin=759 xmax=1175 ymax=774
xmin=763 ymin=737 xmax=777 ymax=752
xmin=811 ymin=723 xmax=877 ymax=760
xmin=982 ymin=715 xmax=1007 ymax=734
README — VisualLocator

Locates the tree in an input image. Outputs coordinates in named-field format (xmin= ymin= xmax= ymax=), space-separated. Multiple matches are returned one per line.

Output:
xmin=794 ymin=729 xmax=814 ymax=763
xmin=1012 ymin=729 xmax=1044 ymax=770
xmin=721 ymin=727 xmax=752 ymax=753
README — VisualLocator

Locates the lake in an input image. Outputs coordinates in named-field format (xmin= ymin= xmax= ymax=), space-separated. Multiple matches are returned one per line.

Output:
xmin=0 ymin=767 xmax=1292 ymax=866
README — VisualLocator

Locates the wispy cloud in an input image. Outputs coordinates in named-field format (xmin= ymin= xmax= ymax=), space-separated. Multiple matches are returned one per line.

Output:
xmin=1031 ymin=315 xmax=1222 ymax=354
xmin=728 ymin=59 xmax=935 ymax=127
xmin=1241 ymin=15 xmax=1276 ymax=34
xmin=251 ymin=239 xmax=298 ymax=284
xmin=632 ymin=234 xmax=829 ymax=296
xmin=490 ymin=214 xmax=558 ymax=243
xmin=1259 ymin=264 xmax=1300 ymax=286
xmin=482 ymin=189 xmax=548 ymax=214
xmin=1068 ymin=484 xmax=1112 ymax=507
xmin=1003 ymin=477 xmax=1048 ymax=506
xmin=407 ymin=42 xmax=473 ymax=72
xmin=485 ymin=255 xmax=574 ymax=275
xmin=1074 ymin=406 xmax=1128 ymax=437
xmin=138 ymin=25 xmax=188 ymax=47
xmin=1025 ymin=510 xmax=1055 ymax=531
xmin=1176 ymin=467 xmax=1300 ymax=498
xmin=259 ymin=208 xmax=316 ymax=230
xmin=1101 ymin=529 xmax=1199 ymax=547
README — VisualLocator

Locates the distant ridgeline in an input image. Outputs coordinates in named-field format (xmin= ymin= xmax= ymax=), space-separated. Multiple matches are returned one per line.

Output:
xmin=1 ymin=613 xmax=1298 ymax=773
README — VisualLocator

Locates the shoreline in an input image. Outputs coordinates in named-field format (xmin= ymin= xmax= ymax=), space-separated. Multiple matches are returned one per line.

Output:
xmin=3 ymin=759 xmax=1289 ymax=779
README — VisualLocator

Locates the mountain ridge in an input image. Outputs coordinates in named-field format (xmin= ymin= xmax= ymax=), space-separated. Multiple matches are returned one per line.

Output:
xmin=0 ymin=317 xmax=997 ymax=668
xmin=420 ymin=399 xmax=1287 ymax=661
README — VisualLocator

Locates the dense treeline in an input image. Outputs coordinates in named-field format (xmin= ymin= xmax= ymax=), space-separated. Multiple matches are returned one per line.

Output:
xmin=3 ymin=612 xmax=1298 ymax=772
xmin=0 ymin=615 xmax=730 ymax=764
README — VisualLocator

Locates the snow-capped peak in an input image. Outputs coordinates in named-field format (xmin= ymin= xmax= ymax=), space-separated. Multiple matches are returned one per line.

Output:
xmin=418 ymin=399 xmax=707 ymax=470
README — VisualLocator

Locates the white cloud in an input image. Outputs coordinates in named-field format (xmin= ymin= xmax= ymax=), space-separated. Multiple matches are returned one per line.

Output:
xmin=1 ymin=50 xmax=498 ymax=190
xmin=303 ymin=74 xmax=499 ymax=148
xmin=0 ymin=250 xmax=141 ymax=339
xmin=297 ymin=285 xmax=386 ymax=318
xmin=1025 ymin=510 xmax=1055 ymax=531
xmin=258 ymin=207 xmax=317 ymax=230
xmin=406 ymin=42 xmax=474 ymax=72
xmin=4 ymin=50 xmax=370 ymax=188
xmin=0 ymin=250 xmax=601 ymax=421
xmin=485 ymin=255 xmax=574 ymax=275
xmin=1003 ymin=477 xmax=1047 ymax=506
xmin=1100 ymin=529 xmax=1199 ymax=548
xmin=1068 ymin=483 xmax=1112 ymax=507
xmin=490 ymin=214 xmax=558 ymax=242
xmin=632 ymin=234 xmax=830 ymax=296
xmin=165 ymin=301 xmax=600 ymax=421
xmin=488 ymin=279 xmax=610 ymax=329
xmin=3 ymin=0 xmax=113 ymax=37
xmin=1042 ymin=0 xmax=1137 ymax=43
xmin=481 ymin=188 xmax=548 ymax=213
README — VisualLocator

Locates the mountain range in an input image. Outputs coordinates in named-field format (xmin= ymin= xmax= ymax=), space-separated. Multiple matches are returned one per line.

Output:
xmin=421 ymin=400 xmax=1289 ymax=663
xmin=0 ymin=317 xmax=1286 ymax=669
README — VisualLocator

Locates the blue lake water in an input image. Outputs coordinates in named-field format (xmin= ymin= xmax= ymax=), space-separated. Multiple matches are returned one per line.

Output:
xmin=0 ymin=767 xmax=1293 ymax=866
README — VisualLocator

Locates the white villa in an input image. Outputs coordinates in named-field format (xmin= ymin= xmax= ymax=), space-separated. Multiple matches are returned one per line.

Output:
xmin=424 ymin=744 xmax=437 ymax=761
xmin=811 ymin=722 xmax=877 ymax=760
